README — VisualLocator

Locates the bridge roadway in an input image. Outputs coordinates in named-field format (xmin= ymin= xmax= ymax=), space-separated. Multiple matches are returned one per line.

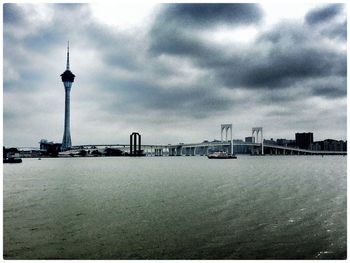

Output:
xmin=71 ymin=142 xmax=347 ymax=156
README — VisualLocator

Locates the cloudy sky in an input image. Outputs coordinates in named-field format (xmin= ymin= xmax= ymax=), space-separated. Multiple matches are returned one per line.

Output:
xmin=3 ymin=3 xmax=347 ymax=147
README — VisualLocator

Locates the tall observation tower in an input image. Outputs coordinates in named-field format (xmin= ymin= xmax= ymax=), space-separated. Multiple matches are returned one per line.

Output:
xmin=60 ymin=42 xmax=75 ymax=151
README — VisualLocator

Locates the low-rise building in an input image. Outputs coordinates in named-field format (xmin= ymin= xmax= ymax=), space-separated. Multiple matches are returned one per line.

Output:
xmin=245 ymin=137 xmax=253 ymax=143
xmin=40 ymin=139 xmax=62 ymax=156
xmin=312 ymin=139 xmax=347 ymax=151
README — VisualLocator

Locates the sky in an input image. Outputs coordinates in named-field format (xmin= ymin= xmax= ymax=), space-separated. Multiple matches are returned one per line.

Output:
xmin=3 ymin=3 xmax=347 ymax=147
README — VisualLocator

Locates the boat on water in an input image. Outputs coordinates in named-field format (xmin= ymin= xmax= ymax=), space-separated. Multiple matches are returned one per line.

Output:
xmin=3 ymin=157 xmax=22 ymax=163
xmin=207 ymin=151 xmax=237 ymax=159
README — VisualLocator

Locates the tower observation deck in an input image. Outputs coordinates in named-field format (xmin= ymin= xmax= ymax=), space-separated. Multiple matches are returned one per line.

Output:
xmin=61 ymin=42 xmax=75 ymax=151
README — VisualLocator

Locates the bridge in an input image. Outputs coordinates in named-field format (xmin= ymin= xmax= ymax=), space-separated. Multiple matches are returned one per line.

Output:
xmin=14 ymin=125 xmax=346 ymax=157
xmin=58 ymin=125 xmax=347 ymax=156
xmin=70 ymin=141 xmax=346 ymax=156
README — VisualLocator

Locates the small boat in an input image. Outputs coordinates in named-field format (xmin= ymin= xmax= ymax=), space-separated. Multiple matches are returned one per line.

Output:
xmin=3 ymin=157 xmax=22 ymax=163
xmin=207 ymin=151 xmax=237 ymax=159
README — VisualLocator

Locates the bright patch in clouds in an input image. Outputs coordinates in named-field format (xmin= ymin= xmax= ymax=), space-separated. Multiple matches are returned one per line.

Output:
xmin=261 ymin=3 xmax=318 ymax=26
xmin=203 ymin=25 xmax=259 ymax=45
xmin=90 ymin=3 xmax=158 ymax=30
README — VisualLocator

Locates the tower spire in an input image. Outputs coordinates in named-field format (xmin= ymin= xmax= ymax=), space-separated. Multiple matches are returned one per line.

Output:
xmin=66 ymin=41 xmax=70 ymax=70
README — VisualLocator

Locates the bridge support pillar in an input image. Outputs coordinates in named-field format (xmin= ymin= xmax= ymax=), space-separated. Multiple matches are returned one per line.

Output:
xmin=176 ymin=146 xmax=182 ymax=156
xmin=252 ymin=127 xmax=263 ymax=155
xmin=221 ymin=124 xmax=233 ymax=154
xmin=130 ymin=132 xmax=141 ymax=156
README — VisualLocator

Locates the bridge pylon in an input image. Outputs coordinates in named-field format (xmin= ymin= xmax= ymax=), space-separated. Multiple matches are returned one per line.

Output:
xmin=221 ymin=124 xmax=233 ymax=154
xmin=252 ymin=127 xmax=264 ymax=155
xmin=130 ymin=132 xmax=142 ymax=156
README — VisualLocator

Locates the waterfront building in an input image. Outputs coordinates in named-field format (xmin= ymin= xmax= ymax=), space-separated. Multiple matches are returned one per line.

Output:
xmin=40 ymin=139 xmax=62 ymax=156
xmin=312 ymin=139 xmax=347 ymax=152
xmin=60 ymin=42 xmax=75 ymax=151
xmin=245 ymin=136 xmax=253 ymax=143
xmin=264 ymin=138 xmax=277 ymax=145
xmin=276 ymin=138 xmax=296 ymax=147
xmin=40 ymin=139 xmax=53 ymax=150
xmin=295 ymin=132 xmax=313 ymax=149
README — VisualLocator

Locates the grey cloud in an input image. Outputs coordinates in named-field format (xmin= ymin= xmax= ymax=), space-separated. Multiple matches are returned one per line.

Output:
xmin=84 ymin=25 xmax=146 ymax=71
xmin=150 ymin=29 xmax=207 ymax=56
xmin=305 ymin=4 xmax=344 ymax=25
xmin=96 ymin=74 xmax=235 ymax=120
xmin=258 ymin=23 xmax=307 ymax=43
xmin=3 ymin=3 xmax=25 ymax=25
xmin=304 ymin=4 xmax=346 ymax=42
xmin=150 ymin=3 xmax=263 ymax=56
xmin=157 ymin=4 xmax=263 ymax=28
xmin=321 ymin=20 xmax=347 ymax=40
xmin=233 ymin=45 xmax=346 ymax=88
xmin=310 ymin=77 xmax=347 ymax=98
xmin=216 ymin=22 xmax=346 ymax=89
xmin=3 ymin=3 xmax=347 ymax=146
xmin=150 ymin=16 xmax=346 ymax=95
xmin=52 ymin=3 xmax=85 ymax=11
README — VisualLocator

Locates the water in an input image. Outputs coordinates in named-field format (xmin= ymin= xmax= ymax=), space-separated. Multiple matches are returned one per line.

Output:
xmin=3 ymin=156 xmax=346 ymax=259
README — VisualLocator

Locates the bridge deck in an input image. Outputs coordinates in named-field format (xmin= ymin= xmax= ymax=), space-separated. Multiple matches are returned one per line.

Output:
xmin=71 ymin=142 xmax=346 ymax=155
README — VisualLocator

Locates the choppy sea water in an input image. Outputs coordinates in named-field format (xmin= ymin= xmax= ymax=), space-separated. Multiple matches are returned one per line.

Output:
xmin=3 ymin=156 xmax=346 ymax=259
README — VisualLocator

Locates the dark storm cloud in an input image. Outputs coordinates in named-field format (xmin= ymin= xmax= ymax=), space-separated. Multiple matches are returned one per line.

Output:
xmin=3 ymin=3 xmax=24 ymax=24
xmin=216 ymin=46 xmax=345 ymax=89
xmin=305 ymin=4 xmax=344 ymax=25
xmin=157 ymin=4 xmax=263 ymax=28
xmin=150 ymin=3 xmax=262 ymax=55
xmin=232 ymin=23 xmax=346 ymax=88
xmin=304 ymin=4 xmax=346 ymax=42
xmin=150 ymin=6 xmax=346 ymax=100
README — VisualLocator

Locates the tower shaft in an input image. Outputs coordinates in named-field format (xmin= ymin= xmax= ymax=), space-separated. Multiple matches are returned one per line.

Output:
xmin=62 ymin=86 xmax=72 ymax=149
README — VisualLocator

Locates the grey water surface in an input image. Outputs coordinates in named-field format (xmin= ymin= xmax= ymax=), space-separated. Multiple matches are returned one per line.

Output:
xmin=3 ymin=156 xmax=346 ymax=259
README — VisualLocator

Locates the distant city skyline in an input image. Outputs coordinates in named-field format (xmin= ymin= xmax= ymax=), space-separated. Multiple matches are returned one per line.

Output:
xmin=3 ymin=3 xmax=347 ymax=147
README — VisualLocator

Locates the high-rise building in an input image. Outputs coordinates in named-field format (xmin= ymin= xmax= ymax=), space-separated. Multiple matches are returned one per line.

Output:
xmin=295 ymin=132 xmax=313 ymax=149
xmin=61 ymin=42 xmax=75 ymax=151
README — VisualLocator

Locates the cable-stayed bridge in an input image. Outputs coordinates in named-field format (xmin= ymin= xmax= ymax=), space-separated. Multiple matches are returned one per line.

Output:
xmin=69 ymin=126 xmax=346 ymax=156
xmin=70 ymin=141 xmax=346 ymax=156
